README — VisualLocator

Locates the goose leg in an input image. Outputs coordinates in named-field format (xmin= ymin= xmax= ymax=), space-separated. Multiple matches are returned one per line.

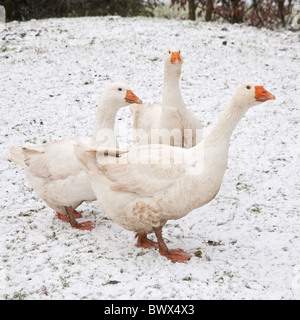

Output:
xmin=152 ymin=226 xmax=192 ymax=263
xmin=135 ymin=233 xmax=159 ymax=249
xmin=64 ymin=206 xmax=95 ymax=230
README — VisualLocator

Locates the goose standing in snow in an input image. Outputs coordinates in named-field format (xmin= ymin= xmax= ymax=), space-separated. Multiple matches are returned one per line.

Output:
xmin=130 ymin=47 xmax=202 ymax=148
xmin=8 ymin=82 xmax=142 ymax=230
xmin=74 ymin=83 xmax=275 ymax=261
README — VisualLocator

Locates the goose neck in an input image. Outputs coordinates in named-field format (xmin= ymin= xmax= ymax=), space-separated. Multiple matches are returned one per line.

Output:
xmin=92 ymin=98 xmax=119 ymax=141
xmin=205 ymin=99 xmax=248 ymax=145
xmin=162 ymin=65 xmax=185 ymax=111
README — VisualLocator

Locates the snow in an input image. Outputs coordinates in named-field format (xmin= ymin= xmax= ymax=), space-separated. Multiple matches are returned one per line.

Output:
xmin=0 ymin=16 xmax=300 ymax=300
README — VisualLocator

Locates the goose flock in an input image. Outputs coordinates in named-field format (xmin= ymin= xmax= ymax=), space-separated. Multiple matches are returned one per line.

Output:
xmin=8 ymin=47 xmax=276 ymax=263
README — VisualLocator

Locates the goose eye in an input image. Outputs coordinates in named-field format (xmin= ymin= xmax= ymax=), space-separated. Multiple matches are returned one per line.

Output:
xmin=246 ymin=85 xmax=251 ymax=90
xmin=118 ymin=88 xmax=122 ymax=91
xmin=168 ymin=51 xmax=171 ymax=54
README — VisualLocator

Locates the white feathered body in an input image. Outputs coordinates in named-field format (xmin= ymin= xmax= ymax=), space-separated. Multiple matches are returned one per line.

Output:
xmin=9 ymin=137 xmax=96 ymax=213
xmin=130 ymin=103 xmax=202 ymax=148
xmin=76 ymin=139 xmax=228 ymax=234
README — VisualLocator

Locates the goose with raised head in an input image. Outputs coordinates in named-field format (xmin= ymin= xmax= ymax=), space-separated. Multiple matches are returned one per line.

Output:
xmin=130 ymin=47 xmax=202 ymax=148
xmin=8 ymin=82 xmax=142 ymax=230
xmin=74 ymin=83 xmax=275 ymax=261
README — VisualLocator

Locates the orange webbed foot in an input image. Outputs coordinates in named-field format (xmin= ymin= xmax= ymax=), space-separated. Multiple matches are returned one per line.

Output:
xmin=159 ymin=248 xmax=192 ymax=263
xmin=151 ymin=226 xmax=192 ymax=263
xmin=56 ymin=212 xmax=69 ymax=222
xmin=135 ymin=233 xmax=159 ymax=249
xmin=59 ymin=207 xmax=96 ymax=231
xmin=56 ymin=210 xmax=82 ymax=222
xmin=72 ymin=221 xmax=95 ymax=231
xmin=71 ymin=210 xmax=82 ymax=219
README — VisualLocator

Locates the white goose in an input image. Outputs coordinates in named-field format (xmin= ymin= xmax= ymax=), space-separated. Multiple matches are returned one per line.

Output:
xmin=74 ymin=83 xmax=275 ymax=261
xmin=130 ymin=47 xmax=202 ymax=148
xmin=8 ymin=82 xmax=142 ymax=230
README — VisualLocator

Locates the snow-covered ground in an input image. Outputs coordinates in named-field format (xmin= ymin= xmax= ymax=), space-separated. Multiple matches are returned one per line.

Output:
xmin=0 ymin=16 xmax=299 ymax=300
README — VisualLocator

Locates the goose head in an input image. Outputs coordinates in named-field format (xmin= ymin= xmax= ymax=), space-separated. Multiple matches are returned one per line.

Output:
xmin=165 ymin=46 xmax=182 ymax=67
xmin=233 ymin=82 xmax=276 ymax=109
xmin=101 ymin=82 xmax=142 ymax=108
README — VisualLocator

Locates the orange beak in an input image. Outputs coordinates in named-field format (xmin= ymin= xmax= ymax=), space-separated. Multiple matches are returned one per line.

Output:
xmin=170 ymin=51 xmax=181 ymax=64
xmin=255 ymin=86 xmax=276 ymax=102
xmin=125 ymin=90 xmax=142 ymax=104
